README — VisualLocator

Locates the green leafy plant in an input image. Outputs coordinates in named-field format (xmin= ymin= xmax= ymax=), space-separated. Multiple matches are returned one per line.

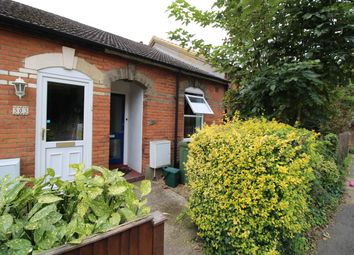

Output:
xmin=186 ymin=116 xmax=343 ymax=255
xmin=0 ymin=165 xmax=151 ymax=254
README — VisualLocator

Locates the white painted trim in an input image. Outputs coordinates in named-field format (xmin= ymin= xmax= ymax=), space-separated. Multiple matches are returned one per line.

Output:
xmin=35 ymin=67 xmax=93 ymax=178
xmin=137 ymin=90 xmax=144 ymax=172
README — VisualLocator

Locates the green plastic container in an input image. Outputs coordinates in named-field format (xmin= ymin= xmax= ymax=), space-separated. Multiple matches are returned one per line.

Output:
xmin=163 ymin=167 xmax=180 ymax=188
xmin=179 ymin=141 xmax=189 ymax=184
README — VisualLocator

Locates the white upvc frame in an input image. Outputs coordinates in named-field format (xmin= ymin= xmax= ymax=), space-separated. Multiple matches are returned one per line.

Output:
xmin=185 ymin=94 xmax=214 ymax=115
xmin=35 ymin=67 xmax=93 ymax=178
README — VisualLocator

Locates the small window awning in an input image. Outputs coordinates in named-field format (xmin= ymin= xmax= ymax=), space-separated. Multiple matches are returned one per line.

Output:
xmin=185 ymin=94 xmax=214 ymax=115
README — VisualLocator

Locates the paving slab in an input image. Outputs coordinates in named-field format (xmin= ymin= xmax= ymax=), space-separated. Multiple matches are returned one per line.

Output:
xmin=144 ymin=181 xmax=202 ymax=255
xmin=316 ymin=155 xmax=354 ymax=255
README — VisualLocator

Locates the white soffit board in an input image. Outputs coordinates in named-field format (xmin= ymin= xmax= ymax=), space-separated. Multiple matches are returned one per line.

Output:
xmin=0 ymin=158 xmax=20 ymax=180
xmin=185 ymin=94 xmax=214 ymax=115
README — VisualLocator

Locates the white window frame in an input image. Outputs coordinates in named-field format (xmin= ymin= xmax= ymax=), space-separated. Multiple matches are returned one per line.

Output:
xmin=184 ymin=87 xmax=214 ymax=139
xmin=184 ymin=94 xmax=214 ymax=115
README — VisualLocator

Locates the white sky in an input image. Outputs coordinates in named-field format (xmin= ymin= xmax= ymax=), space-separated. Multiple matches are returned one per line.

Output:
xmin=15 ymin=0 xmax=225 ymax=45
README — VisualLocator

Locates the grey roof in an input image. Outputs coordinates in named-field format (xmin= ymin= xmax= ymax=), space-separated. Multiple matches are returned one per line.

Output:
xmin=0 ymin=0 xmax=227 ymax=83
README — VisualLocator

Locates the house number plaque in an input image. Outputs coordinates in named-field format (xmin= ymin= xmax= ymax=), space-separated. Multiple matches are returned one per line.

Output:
xmin=12 ymin=106 xmax=29 ymax=116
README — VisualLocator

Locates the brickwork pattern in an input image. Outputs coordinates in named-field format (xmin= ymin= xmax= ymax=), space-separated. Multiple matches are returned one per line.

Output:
xmin=0 ymin=24 xmax=225 ymax=176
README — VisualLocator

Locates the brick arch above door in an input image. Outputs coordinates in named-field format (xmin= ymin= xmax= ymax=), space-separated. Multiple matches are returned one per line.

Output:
xmin=104 ymin=64 xmax=154 ymax=94
xmin=23 ymin=46 xmax=105 ymax=85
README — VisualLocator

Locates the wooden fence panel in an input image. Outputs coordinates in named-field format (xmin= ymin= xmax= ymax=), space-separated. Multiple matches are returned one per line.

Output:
xmin=42 ymin=211 xmax=167 ymax=255
xmin=107 ymin=235 xmax=121 ymax=255
xmin=129 ymin=226 xmax=139 ymax=255
xmin=138 ymin=222 xmax=153 ymax=255
xmin=339 ymin=132 xmax=350 ymax=164
xmin=79 ymin=244 xmax=93 ymax=255
xmin=120 ymin=230 xmax=130 ymax=254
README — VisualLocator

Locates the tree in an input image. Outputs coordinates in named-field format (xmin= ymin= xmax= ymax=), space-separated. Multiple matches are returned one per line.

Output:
xmin=168 ymin=0 xmax=354 ymax=131
xmin=321 ymin=82 xmax=354 ymax=133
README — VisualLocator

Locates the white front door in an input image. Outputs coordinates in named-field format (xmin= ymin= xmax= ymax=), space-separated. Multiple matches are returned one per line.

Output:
xmin=36 ymin=68 xmax=92 ymax=180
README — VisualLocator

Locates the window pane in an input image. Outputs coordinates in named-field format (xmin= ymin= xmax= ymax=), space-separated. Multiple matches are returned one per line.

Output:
xmin=185 ymin=94 xmax=214 ymax=115
xmin=184 ymin=116 xmax=202 ymax=138
xmin=46 ymin=82 xmax=84 ymax=141
xmin=184 ymin=98 xmax=194 ymax=115
xmin=189 ymin=97 xmax=204 ymax=103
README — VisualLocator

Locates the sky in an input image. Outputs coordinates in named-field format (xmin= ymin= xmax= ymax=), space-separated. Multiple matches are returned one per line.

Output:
xmin=15 ymin=0 xmax=225 ymax=45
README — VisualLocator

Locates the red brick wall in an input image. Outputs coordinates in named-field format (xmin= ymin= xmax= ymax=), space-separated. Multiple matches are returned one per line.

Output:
xmin=0 ymin=24 xmax=225 ymax=177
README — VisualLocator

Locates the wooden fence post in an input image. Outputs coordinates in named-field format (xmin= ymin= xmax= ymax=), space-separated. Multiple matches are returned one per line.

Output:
xmin=151 ymin=211 xmax=167 ymax=255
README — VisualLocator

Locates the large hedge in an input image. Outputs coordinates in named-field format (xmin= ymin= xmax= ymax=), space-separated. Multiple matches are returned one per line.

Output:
xmin=186 ymin=117 xmax=342 ymax=255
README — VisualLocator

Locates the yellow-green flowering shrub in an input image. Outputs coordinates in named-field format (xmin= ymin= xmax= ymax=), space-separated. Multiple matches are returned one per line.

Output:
xmin=186 ymin=117 xmax=320 ymax=255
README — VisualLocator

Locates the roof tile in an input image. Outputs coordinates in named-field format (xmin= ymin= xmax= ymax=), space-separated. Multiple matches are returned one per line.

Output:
xmin=0 ymin=0 xmax=226 ymax=82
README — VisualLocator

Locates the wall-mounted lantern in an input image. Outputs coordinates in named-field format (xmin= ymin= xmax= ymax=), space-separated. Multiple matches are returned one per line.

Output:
xmin=13 ymin=77 xmax=27 ymax=99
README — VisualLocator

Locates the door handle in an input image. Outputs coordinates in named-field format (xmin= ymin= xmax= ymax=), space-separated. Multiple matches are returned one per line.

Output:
xmin=41 ymin=128 xmax=46 ymax=141
xmin=41 ymin=128 xmax=50 ymax=141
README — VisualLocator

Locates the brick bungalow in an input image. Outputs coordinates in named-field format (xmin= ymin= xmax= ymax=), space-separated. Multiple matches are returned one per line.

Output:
xmin=0 ymin=0 xmax=227 ymax=180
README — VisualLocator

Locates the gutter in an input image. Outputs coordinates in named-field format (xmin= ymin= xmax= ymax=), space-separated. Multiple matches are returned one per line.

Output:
xmin=173 ymin=71 xmax=181 ymax=167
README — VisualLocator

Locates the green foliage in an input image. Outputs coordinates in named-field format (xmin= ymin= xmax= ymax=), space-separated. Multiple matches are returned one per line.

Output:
xmin=168 ymin=0 xmax=354 ymax=131
xmin=350 ymin=147 xmax=354 ymax=154
xmin=0 ymin=165 xmax=151 ymax=254
xmin=186 ymin=117 xmax=343 ymax=254
xmin=321 ymin=83 xmax=354 ymax=134
xmin=225 ymin=61 xmax=329 ymax=128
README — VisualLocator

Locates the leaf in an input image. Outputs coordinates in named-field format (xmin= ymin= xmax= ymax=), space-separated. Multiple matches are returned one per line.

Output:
xmin=0 ymin=245 xmax=8 ymax=254
xmin=303 ymin=13 xmax=313 ymax=20
xmin=91 ymin=176 xmax=105 ymax=187
xmin=5 ymin=182 xmax=26 ymax=204
xmin=10 ymin=219 xmax=26 ymax=239
xmin=46 ymin=168 xmax=55 ymax=177
xmin=95 ymin=216 xmax=112 ymax=233
xmin=27 ymin=203 xmax=43 ymax=220
xmin=69 ymin=237 xmax=85 ymax=245
xmin=28 ymin=204 xmax=56 ymax=223
xmin=24 ymin=221 xmax=41 ymax=231
xmin=138 ymin=206 xmax=151 ymax=216
xmin=119 ymin=208 xmax=136 ymax=222
xmin=65 ymin=217 xmax=78 ymax=239
xmin=90 ymin=199 xmax=111 ymax=217
xmin=37 ymin=194 xmax=63 ymax=204
xmin=5 ymin=239 xmax=32 ymax=254
xmin=0 ymin=214 xmax=13 ymax=234
xmin=70 ymin=163 xmax=85 ymax=172
xmin=108 ymin=186 xmax=127 ymax=196
xmin=87 ymin=213 xmax=96 ymax=223
xmin=140 ymin=180 xmax=151 ymax=197
xmin=37 ymin=231 xmax=58 ymax=251
xmin=87 ymin=187 xmax=103 ymax=200
xmin=77 ymin=201 xmax=90 ymax=217
xmin=34 ymin=228 xmax=45 ymax=244
xmin=109 ymin=212 xmax=121 ymax=226
xmin=46 ymin=211 xmax=62 ymax=225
